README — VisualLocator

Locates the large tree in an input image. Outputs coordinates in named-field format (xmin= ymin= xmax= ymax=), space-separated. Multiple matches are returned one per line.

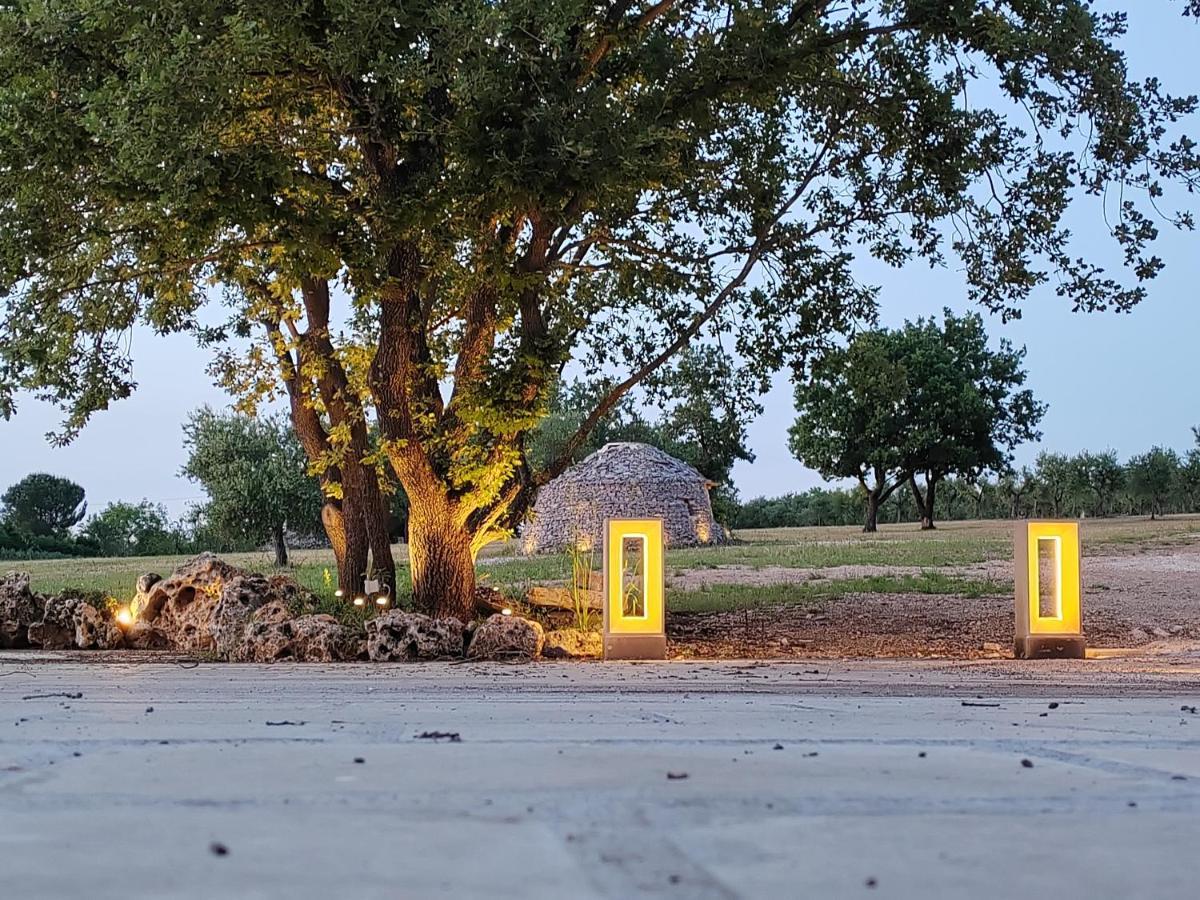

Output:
xmin=0 ymin=473 xmax=87 ymax=538
xmin=788 ymin=330 xmax=910 ymax=532
xmin=790 ymin=311 xmax=1044 ymax=530
xmin=896 ymin=310 xmax=1045 ymax=529
xmin=182 ymin=408 xmax=326 ymax=566
xmin=1 ymin=3 xmax=1196 ymax=619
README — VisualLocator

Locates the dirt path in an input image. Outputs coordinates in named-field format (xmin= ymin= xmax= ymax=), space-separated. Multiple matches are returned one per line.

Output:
xmin=668 ymin=544 xmax=1200 ymax=659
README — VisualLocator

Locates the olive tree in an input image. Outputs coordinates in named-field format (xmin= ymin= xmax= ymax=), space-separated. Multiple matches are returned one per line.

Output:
xmin=1 ymin=2 xmax=1195 ymax=618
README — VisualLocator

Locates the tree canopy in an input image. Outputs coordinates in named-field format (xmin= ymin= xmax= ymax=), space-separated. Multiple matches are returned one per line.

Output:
xmin=790 ymin=309 xmax=1044 ymax=529
xmin=1 ymin=1 xmax=1195 ymax=617
xmin=182 ymin=407 xmax=324 ymax=565
xmin=82 ymin=500 xmax=190 ymax=557
xmin=0 ymin=472 xmax=87 ymax=538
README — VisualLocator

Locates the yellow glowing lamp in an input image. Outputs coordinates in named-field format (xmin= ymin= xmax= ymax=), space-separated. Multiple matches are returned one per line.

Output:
xmin=1014 ymin=520 xmax=1085 ymax=659
xmin=602 ymin=518 xmax=667 ymax=660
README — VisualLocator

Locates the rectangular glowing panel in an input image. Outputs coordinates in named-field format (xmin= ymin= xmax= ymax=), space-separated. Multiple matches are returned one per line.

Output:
xmin=1014 ymin=520 xmax=1084 ymax=658
xmin=604 ymin=519 xmax=664 ymax=635
xmin=603 ymin=518 xmax=667 ymax=659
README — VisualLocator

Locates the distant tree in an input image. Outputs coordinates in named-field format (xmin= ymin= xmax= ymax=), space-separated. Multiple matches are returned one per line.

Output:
xmin=1181 ymin=437 xmax=1200 ymax=513
xmin=897 ymin=311 xmax=1045 ymax=530
xmin=789 ymin=331 xmax=909 ymax=533
xmin=1070 ymin=450 xmax=1126 ymax=518
xmin=0 ymin=473 xmax=86 ymax=538
xmin=791 ymin=312 xmax=1044 ymax=531
xmin=182 ymin=409 xmax=323 ymax=567
xmin=1127 ymin=447 xmax=1180 ymax=520
xmin=83 ymin=501 xmax=187 ymax=557
xmin=1034 ymin=452 xmax=1074 ymax=518
xmin=999 ymin=467 xmax=1038 ymax=518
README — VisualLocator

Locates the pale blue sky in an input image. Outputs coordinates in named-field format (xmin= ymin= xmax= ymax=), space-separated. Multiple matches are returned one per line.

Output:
xmin=0 ymin=3 xmax=1196 ymax=517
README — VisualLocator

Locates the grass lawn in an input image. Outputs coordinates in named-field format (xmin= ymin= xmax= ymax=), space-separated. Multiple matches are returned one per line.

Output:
xmin=9 ymin=515 xmax=1199 ymax=616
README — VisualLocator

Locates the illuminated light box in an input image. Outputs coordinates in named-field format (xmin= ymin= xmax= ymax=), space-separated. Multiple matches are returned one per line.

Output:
xmin=1014 ymin=520 xmax=1085 ymax=659
xmin=602 ymin=518 xmax=667 ymax=660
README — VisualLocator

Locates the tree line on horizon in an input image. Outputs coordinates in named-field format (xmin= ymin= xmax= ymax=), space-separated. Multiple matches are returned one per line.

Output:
xmin=4 ymin=428 xmax=1198 ymax=561
xmin=735 ymin=440 xmax=1200 ymax=530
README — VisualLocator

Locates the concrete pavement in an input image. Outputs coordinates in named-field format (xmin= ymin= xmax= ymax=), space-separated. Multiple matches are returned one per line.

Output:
xmin=1 ymin=653 xmax=1198 ymax=899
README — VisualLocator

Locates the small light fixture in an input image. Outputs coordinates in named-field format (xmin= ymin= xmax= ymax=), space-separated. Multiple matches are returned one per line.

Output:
xmin=334 ymin=589 xmax=345 ymax=598
xmin=1014 ymin=520 xmax=1084 ymax=658
xmin=603 ymin=517 xmax=667 ymax=660
xmin=353 ymin=596 xmax=366 ymax=607
xmin=115 ymin=607 xmax=133 ymax=628
xmin=375 ymin=595 xmax=388 ymax=607
xmin=501 ymin=607 xmax=512 ymax=616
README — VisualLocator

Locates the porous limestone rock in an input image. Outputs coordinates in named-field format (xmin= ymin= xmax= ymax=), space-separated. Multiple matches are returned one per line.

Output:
xmin=521 ymin=442 xmax=723 ymax=554
xmin=75 ymin=603 xmax=124 ymax=650
xmin=467 ymin=614 xmax=545 ymax=660
xmin=134 ymin=553 xmax=244 ymax=652
xmin=236 ymin=614 xmax=364 ymax=663
xmin=125 ymin=622 xmax=173 ymax=650
xmin=135 ymin=573 xmax=162 ymax=594
xmin=210 ymin=574 xmax=307 ymax=658
xmin=0 ymin=571 xmax=44 ymax=648
xmin=134 ymin=554 xmax=311 ymax=655
xmin=27 ymin=595 xmax=88 ymax=650
xmin=542 ymin=629 xmax=603 ymax=659
xmin=365 ymin=611 xmax=465 ymax=661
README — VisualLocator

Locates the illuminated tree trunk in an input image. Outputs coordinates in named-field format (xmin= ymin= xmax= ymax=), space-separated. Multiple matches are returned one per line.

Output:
xmin=406 ymin=505 xmax=477 ymax=622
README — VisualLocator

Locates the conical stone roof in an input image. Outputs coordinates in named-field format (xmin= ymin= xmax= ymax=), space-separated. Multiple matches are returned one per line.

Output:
xmin=520 ymin=442 xmax=722 ymax=554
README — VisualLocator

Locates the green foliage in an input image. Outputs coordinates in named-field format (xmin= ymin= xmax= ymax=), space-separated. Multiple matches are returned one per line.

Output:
xmin=82 ymin=500 xmax=190 ymax=557
xmin=1068 ymin=449 xmax=1126 ymax=518
xmin=669 ymin=572 xmax=1010 ymax=614
xmin=1127 ymin=447 xmax=1180 ymax=520
xmin=1034 ymin=451 xmax=1075 ymax=517
xmin=790 ymin=310 xmax=1045 ymax=527
xmin=182 ymin=407 xmax=324 ymax=551
xmin=752 ymin=432 xmax=1200 ymax=527
xmin=0 ymin=473 xmax=87 ymax=538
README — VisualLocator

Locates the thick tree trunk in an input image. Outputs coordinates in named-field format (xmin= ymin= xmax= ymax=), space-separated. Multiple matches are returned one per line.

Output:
xmin=322 ymin=501 xmax=350 ymax=591
xmin=407 ymin=508 xmax=477 ymax=621
xmin=272 ymin=525 xmax=288 ymax=568
xmin=863 ymin=492 xmax=880 ymax=533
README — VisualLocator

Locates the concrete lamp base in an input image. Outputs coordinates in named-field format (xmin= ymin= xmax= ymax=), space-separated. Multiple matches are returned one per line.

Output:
xmin=603 ymin=634 xmax=668 ymax=661
xmin=1014 ymin=635 xmax=1087 ymax=659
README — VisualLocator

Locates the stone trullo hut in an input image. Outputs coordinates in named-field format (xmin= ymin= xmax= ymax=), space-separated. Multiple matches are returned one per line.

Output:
xmin=521 ymin=442 xmax=723 ymax=554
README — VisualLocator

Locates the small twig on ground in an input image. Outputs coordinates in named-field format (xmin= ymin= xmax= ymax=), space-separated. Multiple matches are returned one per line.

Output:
xmin=265 ymin=720 xmax=306 ymax=726
xmin=416 ymin=731 xmax=462 ymax=742
xmin=961 ymin=701 xmax=1001 ymax=707
xmin=21 ymin=692 xmax=83 ymax=701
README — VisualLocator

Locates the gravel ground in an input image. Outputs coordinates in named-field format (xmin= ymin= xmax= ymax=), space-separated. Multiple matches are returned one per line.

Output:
xmin=668 ymin=544 xmax=1200 ymax=659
